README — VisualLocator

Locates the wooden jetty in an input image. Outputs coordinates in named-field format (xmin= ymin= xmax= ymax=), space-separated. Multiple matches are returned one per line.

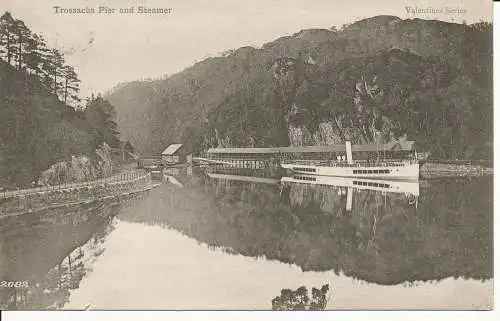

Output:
xmin=199 ymin=142 xmax=417 ymax=169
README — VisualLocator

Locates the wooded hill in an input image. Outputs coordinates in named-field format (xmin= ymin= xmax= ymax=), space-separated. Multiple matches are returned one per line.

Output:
xmin=106 ymin=16 xmax=492 ymax=160
xmin=0 ymin=11 xmax=123 ymax=188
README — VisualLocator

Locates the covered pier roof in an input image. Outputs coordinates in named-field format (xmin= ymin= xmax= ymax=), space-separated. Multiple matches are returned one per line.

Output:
xmin=207 ymin=141 xmax=415 ymax=154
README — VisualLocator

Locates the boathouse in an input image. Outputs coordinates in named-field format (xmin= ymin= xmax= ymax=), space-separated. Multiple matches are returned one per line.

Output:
xmin=207 ymin=141 xmax=416 ymax=162
xmin=161 ymin=144 xmax=192 ymax=165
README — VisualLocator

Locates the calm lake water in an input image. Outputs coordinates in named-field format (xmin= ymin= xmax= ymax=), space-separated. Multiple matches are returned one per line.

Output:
xmin=0 ymin=168 xmax=493 ymax=310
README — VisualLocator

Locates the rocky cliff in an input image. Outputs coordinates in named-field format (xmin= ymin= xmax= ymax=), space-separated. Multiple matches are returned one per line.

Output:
xmin=106 ymin=16 xmax=492 ymax=159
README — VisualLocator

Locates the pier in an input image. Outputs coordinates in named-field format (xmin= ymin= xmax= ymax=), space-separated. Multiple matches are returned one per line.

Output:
xmin=202 ymin=141 xmax=417 ymax=168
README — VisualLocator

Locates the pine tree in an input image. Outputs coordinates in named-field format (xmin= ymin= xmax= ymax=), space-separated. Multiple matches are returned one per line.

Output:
xmin=24 ymin=33 xmax=49 ymax=76
xmin=84 ymin=95 xmax=120 ymax=147
xmin=12 ymin=18 xmax=32 ymax=71
xmin=62 ymin=64 xmax=81 ymax=105
xmin=42 ymin=48 xmax=65 ymax=97
xmin=0 ymin=11 xmax=15 ymax=65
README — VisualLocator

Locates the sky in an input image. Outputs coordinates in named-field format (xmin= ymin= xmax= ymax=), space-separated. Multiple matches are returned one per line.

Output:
xmin=1 ymin=0 xmax=493 ymax=97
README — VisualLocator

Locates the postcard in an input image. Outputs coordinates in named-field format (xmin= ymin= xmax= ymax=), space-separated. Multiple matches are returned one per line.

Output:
xmin=0 ymin=0 xmax=493 ymax=311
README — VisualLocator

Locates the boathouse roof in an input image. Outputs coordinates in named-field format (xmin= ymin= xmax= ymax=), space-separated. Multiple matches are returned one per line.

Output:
xmin=207 ymin=141 xmax=415 ymax=154
xmin=161 ymin=144 xmax=184 ymax=155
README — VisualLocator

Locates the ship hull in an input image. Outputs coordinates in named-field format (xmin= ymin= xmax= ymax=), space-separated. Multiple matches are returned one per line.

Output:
xmin=281 ymin=162 xmax=419 ymax=180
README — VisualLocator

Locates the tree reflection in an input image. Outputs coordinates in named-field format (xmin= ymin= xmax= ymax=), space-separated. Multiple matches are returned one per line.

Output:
xmin=271 ymin=284 xmax=330 ymax=310
xmin=0 ymin=197 xmax=124 ymax=310
xmin=117 ymin=169 xmax=493 ymax=285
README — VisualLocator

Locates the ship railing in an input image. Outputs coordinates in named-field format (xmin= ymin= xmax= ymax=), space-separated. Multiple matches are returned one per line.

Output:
xmin=281 ymin=159 xmax=418 ymax=167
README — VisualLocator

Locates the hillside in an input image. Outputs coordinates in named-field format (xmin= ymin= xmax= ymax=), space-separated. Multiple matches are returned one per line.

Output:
xmin=106 ymin=16 xmax=492 ymax=159
xmin=0 ymin=11 xmax=127 ymax=188
xmin=0 ymin=61 xmax=90 ymax=186
xmin=0 ymin=61 xmax=120 ymax=188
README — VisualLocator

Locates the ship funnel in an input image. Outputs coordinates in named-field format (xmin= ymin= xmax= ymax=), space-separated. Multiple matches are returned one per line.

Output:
xmin=345 ymin=141 xmax=353 ymax=164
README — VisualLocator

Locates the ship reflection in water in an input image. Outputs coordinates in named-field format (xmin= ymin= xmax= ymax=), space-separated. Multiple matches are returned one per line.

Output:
xmin=0 ymin=168 xmax=493 ymax=310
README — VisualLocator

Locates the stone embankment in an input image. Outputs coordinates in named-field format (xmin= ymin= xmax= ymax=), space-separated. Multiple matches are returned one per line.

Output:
xmin=0 ymin=170 xmax=157 ymax=217
xmin=420 ymin=161 xmax=493 ymax=179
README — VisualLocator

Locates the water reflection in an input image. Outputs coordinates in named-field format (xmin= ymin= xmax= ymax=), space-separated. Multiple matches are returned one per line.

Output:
xmin=0 ymin=167 xmax=493 ymax=309
xmin=0 ymin=199 xmax=127 ymax=309
xmin=121 ymin=167 xmax=492 ymax=285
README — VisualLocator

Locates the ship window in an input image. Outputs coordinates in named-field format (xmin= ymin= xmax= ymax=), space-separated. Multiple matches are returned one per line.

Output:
xmin=384 ymin=169 xmax=390 ymax=174
xmin=368 ymin=170 xmax=373 ymax=174
xmin=384 ymin=184 xmax=390 ymax=188
xmin=363 ymin=182 xmax=367 ymax=186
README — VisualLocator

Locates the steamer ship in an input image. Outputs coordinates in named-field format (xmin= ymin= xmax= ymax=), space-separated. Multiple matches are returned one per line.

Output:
xmin=280 ymin=141 xmax=420 ymax=180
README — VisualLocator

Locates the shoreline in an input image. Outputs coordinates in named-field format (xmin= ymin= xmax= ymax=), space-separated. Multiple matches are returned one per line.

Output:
xmin=419 ymin=162 xmax=493 ymax=179
xmin=0 ymin=183 xmax=160 ymax=219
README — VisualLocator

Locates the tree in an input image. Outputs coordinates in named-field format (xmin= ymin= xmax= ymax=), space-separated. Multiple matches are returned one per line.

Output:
xmin=12 ymin=18 xmax=32 ymax=71
xmin=61 ymin=65 xmax=81 ymax=105
xmin=0 ymin=12 xmax=15 ymax=65
xmin=24 ymin=33 xmax=49 ymax=76
xmin=84 ymin=95 xmax=120 ymax=147
xmin=41 ymin=48 xmax=65 ymax=97
xmin=271 ymin=285 xmax=330 ymax=310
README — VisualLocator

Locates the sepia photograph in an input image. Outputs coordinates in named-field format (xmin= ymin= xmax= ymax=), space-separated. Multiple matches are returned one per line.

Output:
xmin=0 ymin=0 xmax=494 ymax=311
